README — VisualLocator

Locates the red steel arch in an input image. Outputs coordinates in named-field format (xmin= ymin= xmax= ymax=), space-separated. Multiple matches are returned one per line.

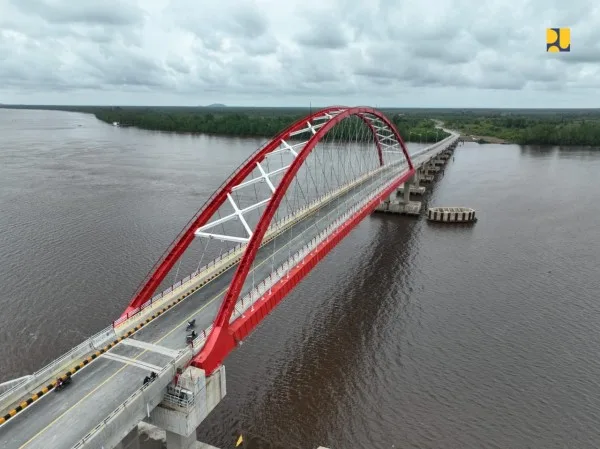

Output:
xmin=193 ymin=106 xmax=413 ymax=374
xmin=122 ymin=106 xmax=350 ymax=317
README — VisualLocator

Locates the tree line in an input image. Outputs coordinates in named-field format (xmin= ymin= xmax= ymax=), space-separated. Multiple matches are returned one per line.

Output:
xmin=88 ymin=107 xmax=450 ymax=143
xmin=440 ymin=111 xmax=600 ymax=146
xmin=5 ymin=105 xmax=599 ymax=146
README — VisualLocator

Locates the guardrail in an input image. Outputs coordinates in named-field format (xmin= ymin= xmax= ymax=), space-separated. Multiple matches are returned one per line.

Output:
xmin=231 ymin=159 xmax=403 ymax=320
xmin=0 ymin=326 xmax=117 ymax=418
xmin=0 ymin=152 xmax=400 ymax=420
xmin=111 ymin=155 xmax=409 ymax=330
xmin=69 ymin=154 xmax=403 ymax=449
xmin=71 ymin=350 xmax=192 ymax=449
xmin=229 ymin=136 xmax=462 ymax=320
xmin=410 ymin=133 xmax=458 ymax=161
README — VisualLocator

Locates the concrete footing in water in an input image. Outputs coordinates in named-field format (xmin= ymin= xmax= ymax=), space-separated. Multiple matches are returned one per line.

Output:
xmin=374 ymin=137 xmax=458 ymax=217
xmin=427 ymin=207 xmax=477 ymax=223
xmin=375 ymin=200 xmax=422 ymax=215
xmin=396 ymin=183 xmax=426 ymax=196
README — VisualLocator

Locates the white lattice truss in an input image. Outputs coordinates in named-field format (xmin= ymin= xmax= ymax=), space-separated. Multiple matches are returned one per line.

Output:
xmin=194 ymin=108 xmax=405 ymax=244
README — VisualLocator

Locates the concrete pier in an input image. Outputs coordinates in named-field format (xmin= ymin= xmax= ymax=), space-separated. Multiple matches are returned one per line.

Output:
xmin=136 ymin=366 xmax=226 ymax=449
xmin=396 ymin=183 xmax=426 ymax=196
xmin=374 ymin=134 xmax=459 ymax=218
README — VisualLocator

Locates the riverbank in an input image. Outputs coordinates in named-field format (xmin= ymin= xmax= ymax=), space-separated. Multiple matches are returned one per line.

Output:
xmin=438 ymin=110 xmax=600 ymax=146
xmin=2 ymin=105 xmax=599 ymax=146
xmin=0 ymin=105 xmax=450 ymax=143
xmin=462 ymin=134 xmax=510 ymax=144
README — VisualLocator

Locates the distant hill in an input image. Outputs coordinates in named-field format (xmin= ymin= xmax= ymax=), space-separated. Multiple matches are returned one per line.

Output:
xmin=204 ymin=103 xmax=227 ymax=108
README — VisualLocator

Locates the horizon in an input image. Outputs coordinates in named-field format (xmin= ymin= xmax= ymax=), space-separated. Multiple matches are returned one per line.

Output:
xmin=2 ymin=104 xmax=600 ymax=111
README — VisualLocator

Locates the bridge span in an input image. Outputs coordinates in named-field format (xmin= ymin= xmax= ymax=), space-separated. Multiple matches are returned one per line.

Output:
xmin=0 ymin=107 xmax=459 ymax=449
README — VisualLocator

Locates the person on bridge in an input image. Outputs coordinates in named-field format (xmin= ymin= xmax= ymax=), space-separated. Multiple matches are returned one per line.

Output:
xmin=150 ymin=372 xmax=157 ymax=380
xmin=143 ymin=375 xmax=151 ymax=385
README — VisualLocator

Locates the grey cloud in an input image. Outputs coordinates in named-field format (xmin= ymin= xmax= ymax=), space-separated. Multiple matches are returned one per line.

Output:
xmin=10 ymin=0 xmax=144 ymax=26
xmin=0 ymin=0 xmax=599 ymax=107
xmin=295 ymin=18 xmax=353 ymax=49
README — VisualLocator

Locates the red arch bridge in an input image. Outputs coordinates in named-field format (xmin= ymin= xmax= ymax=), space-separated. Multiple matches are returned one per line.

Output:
xmin=0 ymin=107 xmax=459 ymax=449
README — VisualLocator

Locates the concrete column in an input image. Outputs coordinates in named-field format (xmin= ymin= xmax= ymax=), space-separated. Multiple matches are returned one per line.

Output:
xmin=145 ymin=366 xmax=226 ymax=449
xmin=403 ymin=177 xmax=412 ymax=203
xmin=115 ymin=427 xmax=140 ymax=449
xmin=413 ymin=169 xmax=421 ymax=187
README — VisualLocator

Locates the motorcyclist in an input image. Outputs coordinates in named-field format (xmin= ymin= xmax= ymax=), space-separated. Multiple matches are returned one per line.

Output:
xmin=56 ymin=378 xmax=64 ymax=388
xmin=190 ymin=330 xmax=197 ymax=340
xmin=187 ymin=319 xmax=196 ymax=328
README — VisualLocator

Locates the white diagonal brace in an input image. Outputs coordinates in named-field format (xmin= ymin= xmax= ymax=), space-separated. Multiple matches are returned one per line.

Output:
xmin=267 ymin=140 xmax=307 ymax=158
xmin=232 ymin=165 xmax=290 ymax=192
xmin=194 ymin=232 xmax=249 ymax=244
xmin=227 ymin=193 xmax=253 ymax=238
xmin=280 ymin=139 xmax=298 ymax=157
xmin=196 ymin=198 xmax=270 ymax=232
xmin=256 ymin=161 xmax=276 ymax=193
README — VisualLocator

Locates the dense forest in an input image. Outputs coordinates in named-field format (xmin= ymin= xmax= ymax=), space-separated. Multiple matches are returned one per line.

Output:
xmin=435 ymin=109 xmax=600 ymax=146
xmin=91 ymin=106 xmax=449 ymax=143
xmin=0 ymin=105 xmax=449 ymax=143
xmin=3 ymin=105 xmax=600 ymax=146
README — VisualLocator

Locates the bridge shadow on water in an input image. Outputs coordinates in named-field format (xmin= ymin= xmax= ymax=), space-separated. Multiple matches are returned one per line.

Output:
xmin=196 ymin=213 xmax=426 ymax=449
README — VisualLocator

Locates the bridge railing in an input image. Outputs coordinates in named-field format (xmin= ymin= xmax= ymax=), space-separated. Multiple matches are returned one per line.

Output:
xmin=112 ymin=155 xmax=405 ymax=329
xmin=66 ymin=142 xmax=417 ymax=448
xmin=1 ymin=146 xmax=412 ymax=417
xmin=0 ymin=325 xmax=117 ymax=415
xmin=410 ymin=133 xmax=458 ymax=162
xmin=71 ymin=349 xmax=192 ymax=449
xmin=231 ymin=159 xmax=402 ymax=321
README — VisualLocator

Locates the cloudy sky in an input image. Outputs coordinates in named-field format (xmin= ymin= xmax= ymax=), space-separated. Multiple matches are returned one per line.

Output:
xmin=0 ymin=0 xmax=598 ymax=107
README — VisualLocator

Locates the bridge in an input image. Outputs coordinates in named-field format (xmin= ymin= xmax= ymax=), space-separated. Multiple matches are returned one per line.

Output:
xmin=0 ymin=107 xmax=459 ymax=449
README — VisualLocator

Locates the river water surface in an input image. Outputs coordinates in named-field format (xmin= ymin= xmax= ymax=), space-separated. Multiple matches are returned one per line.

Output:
xmin=1 ymin=109 xmax=599 ymax=448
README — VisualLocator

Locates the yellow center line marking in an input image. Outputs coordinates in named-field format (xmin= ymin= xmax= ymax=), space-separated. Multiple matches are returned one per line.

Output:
xmin=17 ymin=237 xmax=290 ymax=449
xmin=17 ymin=199 xmax=331 ymax=448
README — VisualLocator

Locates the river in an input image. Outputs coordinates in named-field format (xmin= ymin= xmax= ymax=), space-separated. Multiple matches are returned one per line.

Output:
xmin=1 ymin=108 xmax=599 ymax=449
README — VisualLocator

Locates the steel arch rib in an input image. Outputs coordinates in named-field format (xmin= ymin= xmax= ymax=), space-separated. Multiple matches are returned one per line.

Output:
xmin=194 ymin=106 xmax=413 ymax=374
xmin=121 ymin=106 xmax=349 ymax=317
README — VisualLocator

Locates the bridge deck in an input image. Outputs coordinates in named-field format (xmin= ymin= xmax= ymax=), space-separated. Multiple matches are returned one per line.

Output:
xmin=0 ymin=137 xmax=457 ymax=449
xmin=0 ymin=157 xmax=413 ymax=449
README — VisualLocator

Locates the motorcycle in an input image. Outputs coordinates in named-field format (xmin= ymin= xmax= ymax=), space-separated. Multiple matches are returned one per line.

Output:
xmin=55 ymin=376 xmax=72 ymax=392
xmin=185 ymin=319 xmax=196 ymax=331
xmin=186 ymin=331 xmax=197 ymax=344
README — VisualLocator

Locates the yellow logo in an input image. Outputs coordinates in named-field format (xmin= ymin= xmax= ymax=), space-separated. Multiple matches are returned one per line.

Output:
xmin=547 ymin=28 xmax=570 ymax=52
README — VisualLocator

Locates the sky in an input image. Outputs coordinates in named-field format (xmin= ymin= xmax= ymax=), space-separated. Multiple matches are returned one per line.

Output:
xmin=0 ymin=0 xmax=598 ymax=108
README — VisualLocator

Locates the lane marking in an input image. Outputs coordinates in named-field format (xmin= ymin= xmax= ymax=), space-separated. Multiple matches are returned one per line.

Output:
xmin=3 ymin=158 xmax=379 ymax=426
xmin=100 ymin=353 xmax=163 ymax=373
xmin=14 ymin=174 xmax=403 ymax=447
xmin=16 ymin=226 xmax=296 ymax=449
xmin=120 ymin=339 xmax=180 ymax=358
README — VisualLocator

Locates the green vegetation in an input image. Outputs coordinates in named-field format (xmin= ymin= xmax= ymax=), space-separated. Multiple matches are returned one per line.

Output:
xmin=3 ymin=105 xmax=600 ymax=146
xmin=431 ymin=109 xmax=600 ymax=146
xmin=0 ymin=105 xmax=449 ymax=143
xmin=89 ymin=107 xmax=448 ymax=143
